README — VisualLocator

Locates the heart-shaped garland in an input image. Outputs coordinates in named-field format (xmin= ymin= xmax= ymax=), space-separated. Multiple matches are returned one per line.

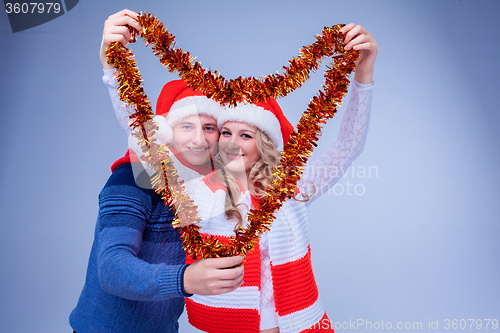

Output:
xmin=106 ymin=12 xmax=358 ymax=259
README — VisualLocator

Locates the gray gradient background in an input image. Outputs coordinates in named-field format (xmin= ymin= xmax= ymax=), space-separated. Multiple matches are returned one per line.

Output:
xmin=1 ymin=0 xmax=499 ymax=332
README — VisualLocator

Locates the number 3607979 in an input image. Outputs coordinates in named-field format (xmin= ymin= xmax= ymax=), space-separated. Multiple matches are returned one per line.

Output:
xmin=5 ymin=3 xmax=61 ymax=14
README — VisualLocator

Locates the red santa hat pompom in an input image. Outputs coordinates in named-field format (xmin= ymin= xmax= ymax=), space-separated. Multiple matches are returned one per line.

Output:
xmin=217 ymin=98 xmax=294 ymax=150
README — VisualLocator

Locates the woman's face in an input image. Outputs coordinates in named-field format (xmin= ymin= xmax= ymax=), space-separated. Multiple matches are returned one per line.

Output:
xmin=219 ymin=121 xmax=260 ymax=175
xmin=170 ymin=114 xmax=219 ymax=166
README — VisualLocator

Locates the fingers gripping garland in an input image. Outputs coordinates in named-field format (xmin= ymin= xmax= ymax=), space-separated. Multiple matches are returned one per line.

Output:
xmin=106 ymin=12 xmax=359 ymax=259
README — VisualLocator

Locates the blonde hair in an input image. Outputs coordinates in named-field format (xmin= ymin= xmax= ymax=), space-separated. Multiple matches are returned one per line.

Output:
xmin=216 ymin=129 xmax=281 ymax=228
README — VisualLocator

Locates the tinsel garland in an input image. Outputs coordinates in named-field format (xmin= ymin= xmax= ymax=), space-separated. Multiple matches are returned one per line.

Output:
xmin=106 ymin=12 xmax=359 ymax=259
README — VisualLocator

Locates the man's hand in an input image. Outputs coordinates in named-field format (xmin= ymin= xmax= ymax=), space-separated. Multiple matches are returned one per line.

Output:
xmin=184 ymin=256 xmax=245 ymax=295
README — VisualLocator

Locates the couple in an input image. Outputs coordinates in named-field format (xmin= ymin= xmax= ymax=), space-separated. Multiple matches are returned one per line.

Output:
xmin=70 ymin=9 xmax=378 ymax=333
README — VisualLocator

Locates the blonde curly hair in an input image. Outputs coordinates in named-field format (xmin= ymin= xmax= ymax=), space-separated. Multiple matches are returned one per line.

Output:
xmin=216 ymin=129 xmax=281 ymax=228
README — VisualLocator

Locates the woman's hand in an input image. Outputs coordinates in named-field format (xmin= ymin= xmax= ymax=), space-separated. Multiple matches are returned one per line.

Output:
xmin=183 ymin=256 xmax=245 ymax=295
xmin=339 ymin=23 xmax=379 ymax=84
xmin=100 ymin=9 xmax=141 ymax=70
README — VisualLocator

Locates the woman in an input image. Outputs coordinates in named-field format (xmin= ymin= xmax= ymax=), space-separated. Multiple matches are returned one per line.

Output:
xmin=180 ymin=23 xmax=378 ymax=333
xmin=69 ymin=10 xmax=245 ymax=333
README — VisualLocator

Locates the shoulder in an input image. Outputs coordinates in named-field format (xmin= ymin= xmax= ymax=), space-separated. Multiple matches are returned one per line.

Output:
xmin=106 ymin=162 xmax=146 ymax=188
xmin=101 ymin=163 xmax=159 ymax=204
xmin=97 ymin=163 xmax=169 ymax=231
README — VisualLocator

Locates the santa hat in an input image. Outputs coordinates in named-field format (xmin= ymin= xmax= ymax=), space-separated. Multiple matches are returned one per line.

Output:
xmin=217 ymin=99 xmax=294 ymax=150
xmin=152 ymin=80 xmax=224 ymax=143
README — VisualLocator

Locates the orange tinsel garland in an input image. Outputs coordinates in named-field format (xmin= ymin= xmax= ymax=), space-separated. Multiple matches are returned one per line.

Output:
xmin=106 ymin=12 xmax=358 ymax=259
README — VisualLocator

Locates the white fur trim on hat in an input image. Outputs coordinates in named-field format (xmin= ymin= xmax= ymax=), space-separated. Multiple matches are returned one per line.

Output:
xmin=217 ymin=103 xmax=283 ymax=150
xmin=153 ymin=115 xmax=173 ymax=144
xmin=166 ymin=96 xmax=223 ymax=127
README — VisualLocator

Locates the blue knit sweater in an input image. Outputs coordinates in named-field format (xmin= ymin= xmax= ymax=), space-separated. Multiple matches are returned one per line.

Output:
xmin=70 ymin=163 xmax=190 ymax=333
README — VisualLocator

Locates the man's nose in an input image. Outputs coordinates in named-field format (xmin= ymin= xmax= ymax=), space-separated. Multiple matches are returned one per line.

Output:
xmin=192 ymin=128 xmax=206 ymax=146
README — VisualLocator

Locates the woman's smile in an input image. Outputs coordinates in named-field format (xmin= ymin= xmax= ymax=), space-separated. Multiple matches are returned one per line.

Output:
xmin=224 ymin=150 xmax=245 ymax=160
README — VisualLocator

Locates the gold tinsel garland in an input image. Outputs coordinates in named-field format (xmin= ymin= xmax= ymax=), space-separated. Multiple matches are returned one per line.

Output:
xmin=106 ymin=12 xmax=359 ymax=259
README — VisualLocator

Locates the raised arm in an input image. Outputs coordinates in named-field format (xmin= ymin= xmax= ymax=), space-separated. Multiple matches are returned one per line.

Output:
xmin=298 ymin=24 xmax=378 ymax=204
xmin=299 ymin=80 xmax=373 ymax=204
xmin=101 ymin=9 xmax=141 ymax=135
xmin=103 ymin=69 xmax=135 ymax=135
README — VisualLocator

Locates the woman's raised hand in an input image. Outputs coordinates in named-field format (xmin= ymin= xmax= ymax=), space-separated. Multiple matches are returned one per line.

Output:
xmin=339 ymin=23 xmax=379 ymax=84
xmin=100 ymin=9 xmax=141 ymax=70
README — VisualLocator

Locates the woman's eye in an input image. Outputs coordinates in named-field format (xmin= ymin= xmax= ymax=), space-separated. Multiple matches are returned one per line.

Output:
xmin=221 ymin=131 xmax=231 ymax=136
xmin=242 ymin=133 xmax=252 ymax=139
xmin=182 ymin=125 xmax=192 ymax=130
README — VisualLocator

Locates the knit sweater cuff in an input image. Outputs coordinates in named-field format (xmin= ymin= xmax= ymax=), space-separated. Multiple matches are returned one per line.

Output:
xmin=159 ymin=264 xmax=192 ymax=298
xmin=352 ymin=78 xmax=375 ymax=90
xmin=179 ymin=264 xmax=193 ymax=297
xmin=103 ymin=68 xmax=116 ymax=77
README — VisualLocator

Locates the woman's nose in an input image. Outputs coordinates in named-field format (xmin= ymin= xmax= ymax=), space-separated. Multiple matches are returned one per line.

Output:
xmin=225 ymin=140 xmax=240 ymax=151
